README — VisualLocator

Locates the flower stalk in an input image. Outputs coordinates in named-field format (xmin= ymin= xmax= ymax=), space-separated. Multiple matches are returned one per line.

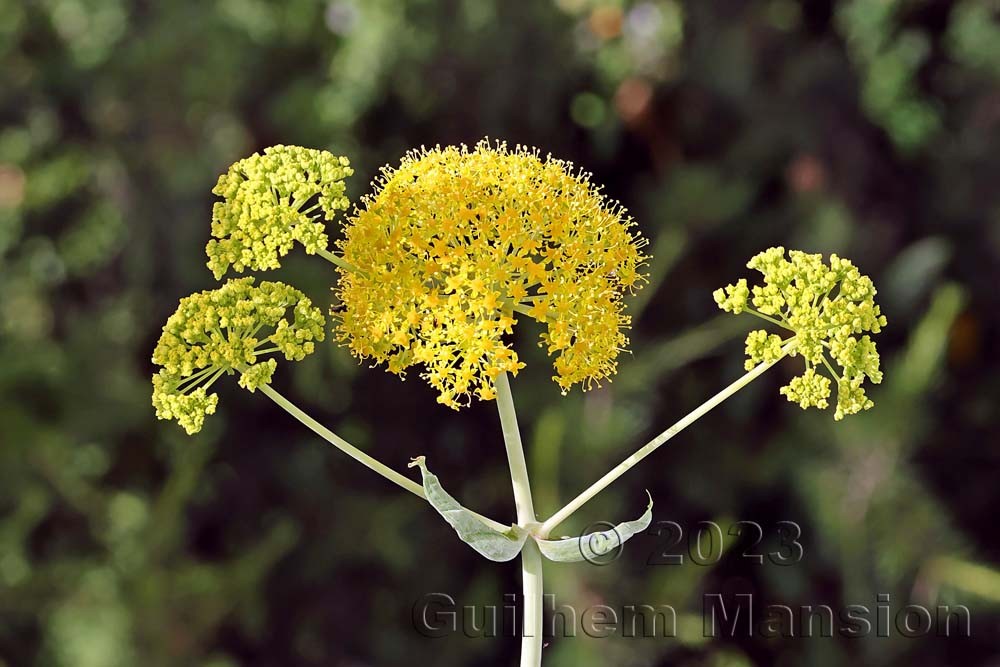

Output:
xmin=258 ymin=382 xmax=510 ymax=534
xmin=316 ymin=247 xmax=358 ymax=273
xmin=539 ymin=340 xmax=796 ymax=537
xmin=495 ymin=372 xmax=544 ymax=667
xmin=257 ymin=383 xmax=425 ymax=498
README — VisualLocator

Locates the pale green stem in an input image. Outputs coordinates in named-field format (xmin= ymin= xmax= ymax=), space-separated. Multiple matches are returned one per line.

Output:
xmin=316 ymin=247 xmax=358 ymax=273
xmin=257 ymin=382 xmax=509 ymax=533
xmin=176 ymin=365 xmax=219 ymax=391
xmin=511 ymin=303 xmax=535 ymax=318
xmin=259 ymin=383 xmax=423 ymax=496
xmin=518 ymin=541 xmax=544 ymax=666
xmin=744 ymin=307 xmax=792 ymax=330
xmin=495 ymin=372 xmax=544 ymax=667
xmin=200 ymin=368 xmax=227 ymax=393
xmin=539 ymin=340 xmax=797 ymax=537
xmin=820 ymin=353 xmax=841 ymax=382
xmin=496 ymin=373 xmax=537 ymax=526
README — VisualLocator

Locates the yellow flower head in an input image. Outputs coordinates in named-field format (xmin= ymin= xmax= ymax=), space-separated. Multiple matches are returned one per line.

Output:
xmin=334 ymin=140 xmax=647 ymax=409
xmin=715 ymin=247 xmax=887 ymax=420
xmin=151 ymin=278 xmax=325 ymax=434
xmin=206 ymin=145 xmax=353 ymax=279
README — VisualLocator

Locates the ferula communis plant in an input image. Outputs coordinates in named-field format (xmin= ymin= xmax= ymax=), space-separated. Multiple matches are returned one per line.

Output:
xmin=152 ymin=141 xmax=886 ymax=667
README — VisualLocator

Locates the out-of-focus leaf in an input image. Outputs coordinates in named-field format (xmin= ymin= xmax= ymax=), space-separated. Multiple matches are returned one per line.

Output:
xmin=893 ymin=282 xmax=966 ymax=396
xmin=924 ymin=555 xmax=1000 ymax=603
xmin=883 ymin=237 xmax=953 ymax=315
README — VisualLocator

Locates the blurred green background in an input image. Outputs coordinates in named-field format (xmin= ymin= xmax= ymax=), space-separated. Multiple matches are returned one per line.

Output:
xmin=2 ymin=0 xmax=999 ymax=665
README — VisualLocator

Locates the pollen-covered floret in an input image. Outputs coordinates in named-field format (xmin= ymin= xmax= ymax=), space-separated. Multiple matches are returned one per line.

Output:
xmin=716 ymin=247 xmax=887 ymax=420
xmin=206 ymin=145 xmax=353 ymax=279
xmin=151 ymin=278 xmax=325 ymax=434
xmin=334 ymin=140 xmax=648 ymax=409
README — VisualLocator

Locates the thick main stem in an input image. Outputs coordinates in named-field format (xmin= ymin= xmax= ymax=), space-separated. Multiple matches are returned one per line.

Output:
xmin=518 ymin=540 xmax=544 ymax=666
xmin=539 ymin=341 xmax=795 ymax=537
xmin=495 ymin=372 xmax=543 ymax=667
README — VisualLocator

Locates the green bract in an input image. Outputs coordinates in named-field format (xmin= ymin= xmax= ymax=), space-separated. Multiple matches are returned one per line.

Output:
xmin=715 ymin=247 xmax=887 ymax=420
xmin=206 ymin=145 xmax=353 ymax=279
xmin=151 ymin=278 xmax=325 ymax=434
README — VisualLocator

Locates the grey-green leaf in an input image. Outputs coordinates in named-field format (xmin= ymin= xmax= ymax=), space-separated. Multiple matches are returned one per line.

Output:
xmin=409 ymin=457 xmax=528 ymax=562
xmin=535 ymin=494 xmax=653 ymax=563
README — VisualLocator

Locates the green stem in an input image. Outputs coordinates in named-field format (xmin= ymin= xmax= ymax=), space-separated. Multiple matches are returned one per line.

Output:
xmin=497 ymin=373 xmax=536 ymax=526
xmin=539 ymin=340 xmax=796 ymax=537
xmin=519 ymin=541 xmax=544 ymax=665
xmin=495 ymin=372 xmax=543 ymax=667
xmin=820 ymin=353 xmax=841 ymax=382
xmin=511 ymin=303 xmax=536 ymax=319
xmin=201 ymin=368 xmax=227 ymax=392
xmin=257 ymin=383 xmax=509 ymax=532
xmin=744 ymin=307 xmax=792 ymax=330
xmin=176 ymin=365 xmax=219 ymax=391
xmin=259 ymin=383 xmax=424 ymax=496
xmin=316 ymin=247 xmax=359 ymax=273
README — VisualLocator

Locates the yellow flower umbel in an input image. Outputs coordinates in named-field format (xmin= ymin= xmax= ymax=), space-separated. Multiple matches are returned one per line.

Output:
xmin=714 ymin=247 xmax=887 ymax=420
xmin=335 ymin=140 xmax=647 ymax=409
xmin=206 ymin=145 xmax=353 ymax=279
xmin=151 ymin=278 xmax=325 ymax=434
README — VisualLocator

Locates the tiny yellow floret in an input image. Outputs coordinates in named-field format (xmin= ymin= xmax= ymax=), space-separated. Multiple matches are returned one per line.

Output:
xmin=334 ymin=140 xmax=647 ymax=409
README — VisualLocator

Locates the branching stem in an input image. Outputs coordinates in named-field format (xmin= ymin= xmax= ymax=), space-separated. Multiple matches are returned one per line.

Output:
xmin=745 ymin=307 xmax=792 ymax=330
xmin=539 ymin=340 xmax=797 ymax=537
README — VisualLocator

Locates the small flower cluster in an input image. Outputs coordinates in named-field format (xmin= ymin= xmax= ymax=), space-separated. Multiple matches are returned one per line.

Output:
xmin=151 ymin=278 xmax=325 ymax=434
xmin=206 ymin=145 xmax=353 ymax=279
xmin=335 ymin=140 xmax=647 ymax=409
xmin=715 ymin=247 xmax=887 ymax=420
